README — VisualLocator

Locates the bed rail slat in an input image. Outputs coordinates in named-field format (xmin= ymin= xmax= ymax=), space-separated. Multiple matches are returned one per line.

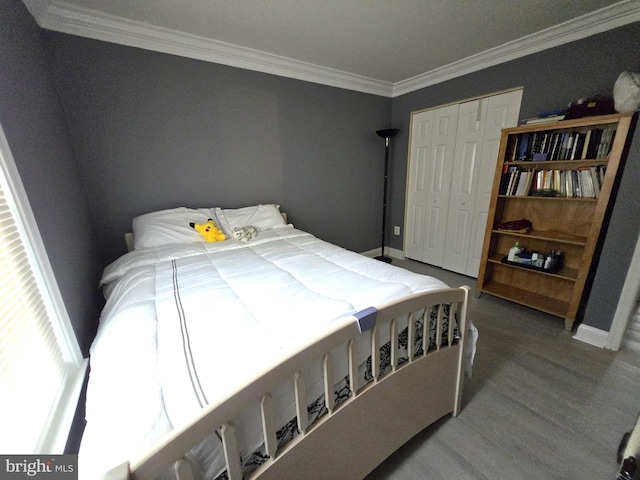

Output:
xmin=449 ymin=303 xmax=458 ymax=346
xmin=390 ymin=318 xmax=398 ymax=370
xmin=407 ymin=313 xmax=416 ymax=360
xmin=371 ymin=325 xmax=380 ymax=381
xmin=348 ymin=339 xmax=358 ymax=397
xmin=260 ymin=394 xmax=277 ymax=459
xmin=221 ymin=423 xmax=242 ymax=480
xmin=436 ymin=304 xmax=444 ymax=351
xmin=293 ymin=371 xmax=308 ymax=434
xmin=421 ymin=307 xmax=429 ymax=354
xmin=173 ymin=458 xmax=194 ymax=480
xmin=323 ymin=353 xmax=335 ymax=414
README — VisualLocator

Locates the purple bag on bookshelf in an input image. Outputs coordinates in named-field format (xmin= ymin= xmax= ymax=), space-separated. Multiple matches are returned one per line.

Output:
xmin=566 ymin=95 xmax=615 ymax=119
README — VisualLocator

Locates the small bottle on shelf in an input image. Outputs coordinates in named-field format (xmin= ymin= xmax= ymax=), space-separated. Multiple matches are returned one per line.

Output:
xmin=508 ymin=242 xmax=521 ymax=261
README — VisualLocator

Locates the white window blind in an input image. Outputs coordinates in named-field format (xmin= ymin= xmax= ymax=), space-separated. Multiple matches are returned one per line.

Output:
xmin=0 ymin=125 xmax=87 ymax=454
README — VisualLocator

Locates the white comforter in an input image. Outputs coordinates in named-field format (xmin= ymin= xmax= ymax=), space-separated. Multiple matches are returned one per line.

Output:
xmin=80 ymin=226 xmax=455 ymax=479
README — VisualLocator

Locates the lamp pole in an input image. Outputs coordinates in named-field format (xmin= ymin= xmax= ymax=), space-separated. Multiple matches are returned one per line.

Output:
xmin=375 ymin=128 xmax=400 ymax=263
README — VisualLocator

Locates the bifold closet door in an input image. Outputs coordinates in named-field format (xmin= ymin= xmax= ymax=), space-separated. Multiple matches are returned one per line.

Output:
xmin=440 ymin=98 xmax=488 ymax=275
xmin=404 ymin=104 xmax=459 ymax=265
xmin=443 ymin=89 xmax=522 ymax=277
xmin=463 ymin=90 xmax=522 ymax=276
xmin=405 ymin=89 xmax=522 ymax=275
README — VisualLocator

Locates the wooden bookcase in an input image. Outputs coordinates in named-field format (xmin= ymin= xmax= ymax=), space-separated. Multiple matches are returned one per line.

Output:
xmin=476 ymin=112 xmax=634 ymax=330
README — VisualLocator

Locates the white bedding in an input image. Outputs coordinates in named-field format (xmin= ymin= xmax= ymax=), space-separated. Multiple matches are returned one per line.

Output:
xmin=80 ymin=225 xmax=468 ymax=479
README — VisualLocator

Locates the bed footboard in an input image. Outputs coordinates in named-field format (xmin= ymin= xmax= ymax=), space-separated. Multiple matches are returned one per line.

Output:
xmin=618 ymin=411 xmax=640 ymax=480
xmin=104 ymin=286 xmax=470 ymax=480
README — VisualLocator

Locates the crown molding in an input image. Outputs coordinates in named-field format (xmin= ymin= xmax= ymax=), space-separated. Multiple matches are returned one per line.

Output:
xmin=24 ymin=0 xmax=394 ymax=97
xmin=392 ymin=1 xmax=640 ymax=97
xmin=23 ymin=0 xmax=640 ymax=99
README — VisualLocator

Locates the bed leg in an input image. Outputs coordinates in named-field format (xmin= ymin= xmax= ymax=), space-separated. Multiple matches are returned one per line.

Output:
xmin=101 ymin=462 xmax=131 ymax=480
xmin=173 ymin=458 xmax=195 ymax=480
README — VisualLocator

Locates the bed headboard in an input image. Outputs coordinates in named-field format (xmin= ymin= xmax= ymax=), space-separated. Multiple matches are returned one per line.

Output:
xmin=125 ymin=232 xmax=134 ymax=252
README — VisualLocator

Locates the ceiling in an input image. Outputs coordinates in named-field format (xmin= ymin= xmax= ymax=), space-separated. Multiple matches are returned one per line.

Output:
xmin=23 ymin=0 xmax=640 ymax=97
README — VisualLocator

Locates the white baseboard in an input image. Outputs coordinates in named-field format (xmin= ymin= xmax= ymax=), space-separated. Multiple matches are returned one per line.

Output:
xmin=573 ymin=324 xmax=608 ymax=348
xmin=361 ymin=247 xmax=405 ymax=260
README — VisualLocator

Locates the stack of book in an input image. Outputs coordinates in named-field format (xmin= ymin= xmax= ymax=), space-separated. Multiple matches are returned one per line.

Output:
xmin=508 ymin=125 xmax=616 ymax=162
xmin=499 ymin=165 xmax=605 ymax=198
xmin=520 ymin=109 xmax=567 ymax=125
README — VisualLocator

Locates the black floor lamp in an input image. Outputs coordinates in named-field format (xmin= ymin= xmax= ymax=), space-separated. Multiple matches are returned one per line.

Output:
xmin=374 ymin=128 xmax=400 ymax=263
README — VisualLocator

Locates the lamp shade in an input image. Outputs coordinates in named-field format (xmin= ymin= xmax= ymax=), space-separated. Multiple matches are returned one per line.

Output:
xmin=376 ymin=129 xmax=400 ymax=139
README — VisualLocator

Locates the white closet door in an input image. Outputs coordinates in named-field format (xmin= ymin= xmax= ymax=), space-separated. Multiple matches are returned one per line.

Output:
xmin=405 ymin=104 xmax=459 ymax=265
xmin=405 ymin=89 xmax=522 ymax=275
xmin=465 ymin=89 xmax=523 ymax=277
xmin=441 ymin=98 xmax=488 ymax=274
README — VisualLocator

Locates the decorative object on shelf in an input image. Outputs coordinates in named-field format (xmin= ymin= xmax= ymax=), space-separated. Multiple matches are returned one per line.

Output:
xmin=495 ymin=219 xmax=532 ymax=233
xmin=501 ymin=248 xmax=563 ymax=273
xmin=507 ymin=242 xmax=521 ymax=261
xmin=531 ymin=189 xmax=560 ymax=197
xmin=614 ymin=71 xmax=640 ymax=113
xmin=374 ymin=128 xmax=400 ymax=263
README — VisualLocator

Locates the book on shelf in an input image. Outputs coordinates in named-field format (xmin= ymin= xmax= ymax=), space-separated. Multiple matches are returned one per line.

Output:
xmin=524 ymin=114 xmax=566 ymax=124
xmin=506 ymin=168 xmax=520 ymax=196
xmin=514 ymin=133 xmax=530 ymax=161
xmin=521 ymin=109 xmax=568 ymax=125
xmin=499 ymin=165 xmax=606 ymax=198
xmin=515 ymin=170 xmax=534 ymax=196
xmin=578 ymin=168 xmax=595 ymax=198
xmin=587 ymin=129 xmax=602 ymax=158
xmin=508 ymin=125 xmax=617 ymax=162
xmin=596 ymin=126 xmax=616 ymax=158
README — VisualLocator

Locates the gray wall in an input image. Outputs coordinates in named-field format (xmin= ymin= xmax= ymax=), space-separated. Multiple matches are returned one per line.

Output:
xmin=583 ymin=121 xmax=640 ymax=330
xmin=0 ymin=0 xmax=102 ymax=354
xmin=5 ymin=0 xmax=638 ymax=356
xmin=389 ymin=22 xmax=640 ymax=331
xmin=43 ymin=33 xmax=392 ymax=264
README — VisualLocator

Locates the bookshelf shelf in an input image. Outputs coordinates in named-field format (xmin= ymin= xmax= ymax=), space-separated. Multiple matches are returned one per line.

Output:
xmin=480 ymin=280 xmax=569 ymax=318
xmin=487 ymin=254 xmax=578 ymax=281
xmin=491 ymin=229 xmax=587 ymax=246
xmin=497 ymin=195 xmax=598 ymax=203
xmin=476 ymin=112 xmax=634 ymax=331
xmin=505 ymin=159 xmax=608 ymax=168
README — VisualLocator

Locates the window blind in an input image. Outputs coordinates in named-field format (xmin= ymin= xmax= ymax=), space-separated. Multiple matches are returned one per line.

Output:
xmin=0 ymin=126 xmax=86 ymax=454
xmin=0 ymin=188 xmax=68 ymax=452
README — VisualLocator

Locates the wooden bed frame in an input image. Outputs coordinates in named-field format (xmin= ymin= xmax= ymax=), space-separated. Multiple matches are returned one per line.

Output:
xmin=103 ymin=285 xmax=470 ymax=480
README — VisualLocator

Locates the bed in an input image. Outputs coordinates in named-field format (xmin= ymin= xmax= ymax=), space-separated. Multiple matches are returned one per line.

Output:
xmin=80 ymin=204 xmax=476 ymax=480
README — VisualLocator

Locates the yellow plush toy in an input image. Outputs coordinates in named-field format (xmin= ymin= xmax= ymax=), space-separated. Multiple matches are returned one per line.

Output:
xmin=189 ymin=219 xmax=227 ymax=242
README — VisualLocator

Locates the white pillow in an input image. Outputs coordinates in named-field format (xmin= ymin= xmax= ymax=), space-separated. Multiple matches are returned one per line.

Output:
xmin=218 ymin=204 xmax=286 ymax=232
xmin=132 ymin=207 xmax=213 ymax=250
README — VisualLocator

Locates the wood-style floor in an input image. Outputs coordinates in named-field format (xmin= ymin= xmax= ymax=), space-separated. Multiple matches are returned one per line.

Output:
xmin=365 ymin=259 xmax=640 ymax=480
